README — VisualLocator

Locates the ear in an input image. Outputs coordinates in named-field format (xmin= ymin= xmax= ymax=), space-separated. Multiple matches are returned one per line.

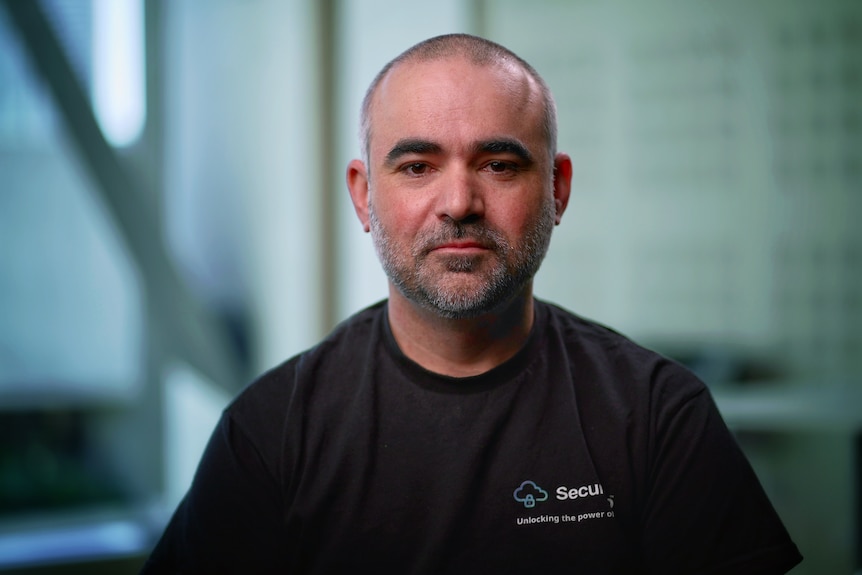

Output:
xmin=346 ymin=159 xmax=371 ymax=232
xmin=551 ymin=153 xmax=572 ymax=225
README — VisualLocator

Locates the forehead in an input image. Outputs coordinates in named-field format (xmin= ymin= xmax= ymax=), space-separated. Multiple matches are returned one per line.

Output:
xmin=367 ymin=57 xmax=545 ymax=160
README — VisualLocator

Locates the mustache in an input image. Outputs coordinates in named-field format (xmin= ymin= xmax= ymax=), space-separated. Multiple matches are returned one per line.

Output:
xmin=416 ymin=220 xmax=507 ymax=255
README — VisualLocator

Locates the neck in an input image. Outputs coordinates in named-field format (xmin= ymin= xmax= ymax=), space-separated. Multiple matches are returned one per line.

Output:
xmin=386 ymin=285 xmax=536 ymax=378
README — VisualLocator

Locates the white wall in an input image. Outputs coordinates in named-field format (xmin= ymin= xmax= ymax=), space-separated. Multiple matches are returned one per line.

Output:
xmin=164 ymin=0 xmax=322 ymax=373
xmin=160 ymin=0 xmax=324 ymax=505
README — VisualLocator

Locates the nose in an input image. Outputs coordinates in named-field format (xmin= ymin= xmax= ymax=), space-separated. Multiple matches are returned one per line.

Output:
xmin=435 ymin=167 xmax=485 ymax=223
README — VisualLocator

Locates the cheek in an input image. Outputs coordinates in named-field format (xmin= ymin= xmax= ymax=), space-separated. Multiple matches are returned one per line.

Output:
xmin=373 ymin=190 xmax=431 ymax=230
xmin=370 ymin=203 xmax=422 ymax=251
xmin=488 ymin=204 xmax=535 ymax=235
xmin=490 ymin=195 xmax=554 ymax=245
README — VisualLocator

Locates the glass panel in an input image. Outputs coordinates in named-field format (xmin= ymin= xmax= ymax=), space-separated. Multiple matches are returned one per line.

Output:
xmin=0 ymin=0 xmax=145 ymax=530
xmin=0 ymin=3 xmax=144 ymax=406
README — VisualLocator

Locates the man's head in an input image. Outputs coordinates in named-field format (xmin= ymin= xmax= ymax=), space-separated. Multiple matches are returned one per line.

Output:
xmin=347 ymin=34 xmax=572 ymax=319
xmin=359 ymin=34 xmax=558 ymax=168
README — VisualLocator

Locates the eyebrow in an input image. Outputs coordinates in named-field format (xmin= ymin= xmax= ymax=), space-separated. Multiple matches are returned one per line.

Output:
xmin=384 ymin=139 xmax=442 ymax=166
xmin=474 ymin=139 xmax=534 ymax=165
xmin=382 ymin=137 xmax=535 ymax=167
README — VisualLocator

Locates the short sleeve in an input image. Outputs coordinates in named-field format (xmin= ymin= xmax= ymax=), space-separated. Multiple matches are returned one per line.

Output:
xmin=140 ymin=412 xmax=290 ymax=574
xmin=640 ymin=373 xmax=802 ymax=575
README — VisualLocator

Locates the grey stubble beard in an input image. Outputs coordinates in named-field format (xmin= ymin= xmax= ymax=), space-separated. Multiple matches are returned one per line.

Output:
xmin=368 ymin=193 xmax=556 ymax=319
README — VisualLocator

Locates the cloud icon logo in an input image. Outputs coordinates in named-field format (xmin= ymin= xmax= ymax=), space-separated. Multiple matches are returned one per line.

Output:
xmin=513 ymin=480 xmax=548 ymax=508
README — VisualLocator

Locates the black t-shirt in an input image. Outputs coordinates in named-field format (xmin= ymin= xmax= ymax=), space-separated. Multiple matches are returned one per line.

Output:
xmin=142 ymin=300 xmax=802 ymax=574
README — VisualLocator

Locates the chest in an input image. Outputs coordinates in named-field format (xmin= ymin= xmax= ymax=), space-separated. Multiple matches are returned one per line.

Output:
xmin=285 ymin=374 xmax=645 ymax=573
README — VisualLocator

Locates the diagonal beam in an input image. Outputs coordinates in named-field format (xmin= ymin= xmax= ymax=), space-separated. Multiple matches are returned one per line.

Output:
xmin=1 ymin=0 xmax=243 ymax=391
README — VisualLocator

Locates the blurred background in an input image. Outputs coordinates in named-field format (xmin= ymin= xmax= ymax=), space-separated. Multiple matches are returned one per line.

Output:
xmin=0 ymin=0 xmax=859 ymax=573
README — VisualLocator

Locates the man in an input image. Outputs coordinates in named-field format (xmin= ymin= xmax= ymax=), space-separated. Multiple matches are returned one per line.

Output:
xmin=142 ymin=34 xmax=802 ymax=574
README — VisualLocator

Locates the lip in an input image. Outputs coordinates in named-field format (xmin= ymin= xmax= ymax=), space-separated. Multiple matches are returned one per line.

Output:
xmin=430 ymin=241 xmax=489 ymax=252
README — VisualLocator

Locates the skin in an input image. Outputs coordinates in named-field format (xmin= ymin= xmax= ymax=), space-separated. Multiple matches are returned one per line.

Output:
xmin=347 ymin=56 xmax=572 ymax=377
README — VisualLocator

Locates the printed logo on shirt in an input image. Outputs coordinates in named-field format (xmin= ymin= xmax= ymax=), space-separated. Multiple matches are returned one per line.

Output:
xmin=555 ymin=483 xmax=604 ymax=501
xmin=513 ymin=480 xmax=548 ymax=508
xmin=513 ymin=480 xmax=616 ymax=527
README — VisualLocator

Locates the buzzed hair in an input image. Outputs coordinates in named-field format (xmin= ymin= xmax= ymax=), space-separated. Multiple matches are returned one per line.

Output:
xmin=359 ymin=33 xmax=558 ymax=167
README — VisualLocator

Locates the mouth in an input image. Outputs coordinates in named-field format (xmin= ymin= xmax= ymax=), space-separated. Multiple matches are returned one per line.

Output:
xmin=429 ymin=240 xmax=491 ymax=254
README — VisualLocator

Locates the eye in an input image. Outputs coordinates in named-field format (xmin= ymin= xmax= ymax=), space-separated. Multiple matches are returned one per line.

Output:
xmin=402 ymin=162 xmax=429 ymax=176
xmin=484 ymin=160 xmax=517 ymax=174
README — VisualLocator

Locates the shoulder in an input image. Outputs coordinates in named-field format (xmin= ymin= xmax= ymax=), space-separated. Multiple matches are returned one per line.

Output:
xmin=536 ymin=299 xmax=710 ymax=429
xmin=224 ymin=301 xmax=388 ymax=453
xmin=538 ymin=300 xmax=702 ymax=389
xmin=232 ymin=300 xmax=386 ymax=407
